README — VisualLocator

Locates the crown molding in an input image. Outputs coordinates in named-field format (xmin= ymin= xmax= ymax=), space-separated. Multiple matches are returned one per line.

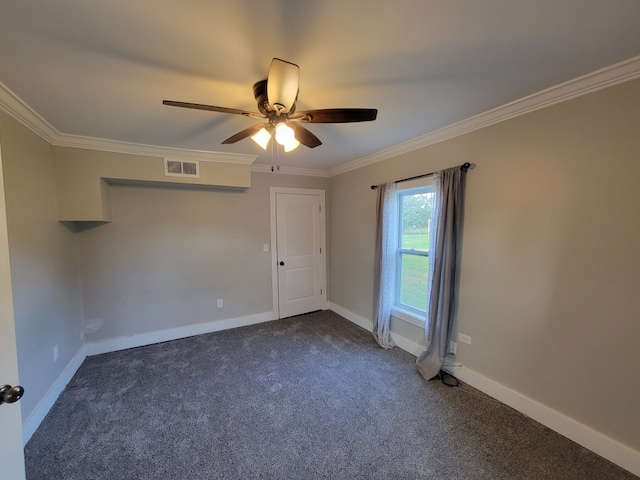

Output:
xmin=52 ymin=134 xmax=257 ymax=165
xmin=3 ymin=54 xmax=640 ymax=175
xmin=329 ymin=55 xmax=640 ymax=177
xmin=0 ymin=82 xmax=59 ymax=142
xmin=251 ymin=163 xmax=329 ymax=177
xmin=0 ymin=82 xmax=256 ymax=165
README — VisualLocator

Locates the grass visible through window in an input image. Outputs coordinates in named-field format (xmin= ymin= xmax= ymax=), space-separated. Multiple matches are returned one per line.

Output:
xmin=399 ymin=229 xmax=430 ymax=312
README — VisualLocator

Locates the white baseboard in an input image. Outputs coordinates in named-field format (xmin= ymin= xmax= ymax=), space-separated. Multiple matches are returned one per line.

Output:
xmin=328 ymin=302 xmax=425 ymax=356
xmin=86 ymin=311 xmax=278 ymax=356
xmin=329 ymin=301 xmax=639 ymax=477
xmin=390 ymin=333 xmax=424 ymax=357
xmin=444 ymin=366 xmax=640 ymax=477
xmin=328 ymin=302 xmax=373 ymax=332
xmin=22 ymin=344 xmax=87 ymax=445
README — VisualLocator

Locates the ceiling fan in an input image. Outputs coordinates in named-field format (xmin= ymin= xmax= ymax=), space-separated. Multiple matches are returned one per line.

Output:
xmin=163 ymin=58 xmax=378 ymax=152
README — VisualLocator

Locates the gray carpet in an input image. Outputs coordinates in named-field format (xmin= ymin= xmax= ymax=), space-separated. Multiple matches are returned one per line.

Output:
xmin=25 ymin=310 xmax=636 ymax=479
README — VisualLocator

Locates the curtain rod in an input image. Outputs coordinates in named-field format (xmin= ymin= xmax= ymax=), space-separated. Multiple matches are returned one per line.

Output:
xmin=370 ymin=162 xmax=472 ymax=190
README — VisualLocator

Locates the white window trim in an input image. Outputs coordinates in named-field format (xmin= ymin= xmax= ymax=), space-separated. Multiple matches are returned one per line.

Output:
xmin=391 ymin=306 xmax=425 ymax=327
xmin=393 ymin=177 xmax=434 ymax=327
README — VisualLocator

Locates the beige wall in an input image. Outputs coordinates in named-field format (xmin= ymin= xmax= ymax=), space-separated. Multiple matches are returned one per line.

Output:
xmin=52 ymin=147 xmax=252 ymax=221
xmin=328 ymin=79 xmax=640 ymax=451
xmin=77 ymin=171 xmax=328 ymax=342
xmin=0 ymin=111 xmax=84 ymax=420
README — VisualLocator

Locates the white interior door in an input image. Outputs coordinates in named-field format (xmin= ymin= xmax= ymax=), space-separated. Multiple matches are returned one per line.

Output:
xmin=272 ymin=189 xmax=326 ymax=319
xmin=0 ymin=146 xmax=27 ymax=478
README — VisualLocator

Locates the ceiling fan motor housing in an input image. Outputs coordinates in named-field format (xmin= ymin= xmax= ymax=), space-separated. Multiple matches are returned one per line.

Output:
xmin=253 ymin=80 xmax=269 ymax=116
xmin=253 ymin=79 xmax=296 ymax=117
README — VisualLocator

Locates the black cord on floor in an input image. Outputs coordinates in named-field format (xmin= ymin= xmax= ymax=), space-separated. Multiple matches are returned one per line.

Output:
xmin=437 ymin=369 xmax=460 ymax=387
xmin=428 ymin=369 xmax=459 ymax=386
xmin=433 ymin=369 xmax=503 ymax=403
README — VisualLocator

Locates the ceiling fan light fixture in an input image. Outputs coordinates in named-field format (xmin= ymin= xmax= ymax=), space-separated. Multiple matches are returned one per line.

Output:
xmin=283 ymin=138 xmax=300 ymax=152
xmin=251 ymin=127 xmax=272 ymax=150
xmin=267 ymin=58 xmax=300 ymax=114
xmin=275 ymin=122 xmax=296 ymax=146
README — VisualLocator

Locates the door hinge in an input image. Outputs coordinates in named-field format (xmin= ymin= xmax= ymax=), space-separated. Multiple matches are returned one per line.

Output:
xmin=319 ymin=205 xmax=322 ymax=212
xmin=321 ymin=288 xmax=323 ymax=295
xmin=320 ymin=247 xmax=322 ymax=254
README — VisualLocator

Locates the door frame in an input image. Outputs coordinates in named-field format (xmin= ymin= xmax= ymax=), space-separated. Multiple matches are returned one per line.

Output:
xmin=270 ymin=187 xmax=327 ymax=318
xmin=0 ymin=140 xmax=27 ymax=479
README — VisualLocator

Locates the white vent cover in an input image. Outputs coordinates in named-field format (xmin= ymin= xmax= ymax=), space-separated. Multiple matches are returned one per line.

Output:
xmin=164 ymin=158 xmax=200 ymax=178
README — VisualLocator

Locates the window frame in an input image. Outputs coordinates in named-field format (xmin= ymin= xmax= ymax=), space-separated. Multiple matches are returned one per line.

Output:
xmin=392 ymin=179 xmax=434 ymax=325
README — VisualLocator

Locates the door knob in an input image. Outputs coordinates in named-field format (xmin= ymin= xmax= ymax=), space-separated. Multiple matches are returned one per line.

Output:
xmin=279 ymin=261 xmax=285 ymax=266
xmin=0 ymin=384 xmax=24 ymax=405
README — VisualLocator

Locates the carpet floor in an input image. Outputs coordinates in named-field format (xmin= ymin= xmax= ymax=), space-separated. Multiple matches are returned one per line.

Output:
xmin=25 ymin=310 xmax=636 ymax=479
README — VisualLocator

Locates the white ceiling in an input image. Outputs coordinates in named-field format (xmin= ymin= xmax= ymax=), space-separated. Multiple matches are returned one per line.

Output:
xmin=1 ymin=0 xmax=640 ymax=173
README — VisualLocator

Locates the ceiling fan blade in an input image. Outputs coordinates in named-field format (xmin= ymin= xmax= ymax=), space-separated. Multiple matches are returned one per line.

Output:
xmin=221 ymin=123 xmax=268 ymax=144
xmin=294 ymin=108 xmax=378 ymax=123
xmin=163 ymin=100 xmax=262 ymax=118
xmin=289 ymin=123 xmax=322 ymax=148
xmin=267 ymin=58 xmax=299 ymax=114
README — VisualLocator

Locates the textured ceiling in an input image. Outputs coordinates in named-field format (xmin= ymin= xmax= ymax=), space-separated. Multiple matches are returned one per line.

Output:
xmin=1 ymin=0 xmax=640 ymax=172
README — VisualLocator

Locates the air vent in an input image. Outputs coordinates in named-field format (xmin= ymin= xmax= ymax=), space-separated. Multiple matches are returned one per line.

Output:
xmin=164 ymin=158 xmax=200 ymax=178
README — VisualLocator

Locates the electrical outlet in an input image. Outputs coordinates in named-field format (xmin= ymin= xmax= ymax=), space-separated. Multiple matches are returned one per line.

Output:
xmin=458 ymin=333 xmax=472 ymax=345
xmin=53 ymin=345 xmax=59 ymax=361
xmin=217 ymin=299 xmax=223 ymax=308
xmin=449 ymin=341 xmax=457 ymax=355
xmin=263 ymin=244 xmax=269 ymax=252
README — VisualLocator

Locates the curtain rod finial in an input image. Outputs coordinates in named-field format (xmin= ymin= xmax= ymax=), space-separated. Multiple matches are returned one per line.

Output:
xmin=371 ymin=185 xmax=378 ymax=190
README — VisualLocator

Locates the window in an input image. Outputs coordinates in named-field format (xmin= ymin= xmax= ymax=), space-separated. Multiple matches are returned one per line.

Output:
xmin=395 ymin=184 xmax=434 ymax=318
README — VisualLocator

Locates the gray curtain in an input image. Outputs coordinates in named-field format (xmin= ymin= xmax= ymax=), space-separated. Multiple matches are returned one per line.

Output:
xmin=373 ymin=182 xmax=397 ymax=349
xmin=416 ymin=166 xmax=465 ymax=380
